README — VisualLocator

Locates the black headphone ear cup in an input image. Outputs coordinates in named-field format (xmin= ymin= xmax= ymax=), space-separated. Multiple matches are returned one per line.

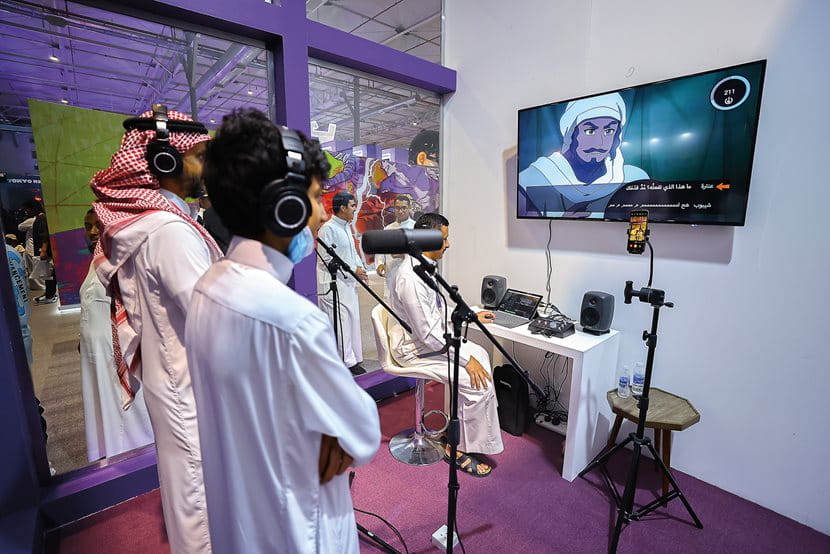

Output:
xmin=146 ymin=140 xmax=182 ymax=178
xmin=260 ymin=182 xmax=311 ymax=237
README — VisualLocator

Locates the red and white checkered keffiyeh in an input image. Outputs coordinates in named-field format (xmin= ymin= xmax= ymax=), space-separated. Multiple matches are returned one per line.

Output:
xmin=90 ymin=109 xmax=221 ymax=408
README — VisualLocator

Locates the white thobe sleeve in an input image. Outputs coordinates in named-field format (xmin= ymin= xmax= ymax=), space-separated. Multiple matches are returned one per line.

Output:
xmin=317 ymin=223 xmax=335 ymax=266
xmin=290 ymin=311 xmax=381 ymax=466
xmin=18 ymin=217 xmax=34 ymax=232
xmin=145 ymin=221 xmax=212 ymax=314
xmin=396 ymin=274 xmax=471 ymax=367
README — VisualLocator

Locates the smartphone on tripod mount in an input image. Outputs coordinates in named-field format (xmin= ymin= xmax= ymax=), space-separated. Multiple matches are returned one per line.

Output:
xmin=627 ymin=209 xmax=649 ymax=254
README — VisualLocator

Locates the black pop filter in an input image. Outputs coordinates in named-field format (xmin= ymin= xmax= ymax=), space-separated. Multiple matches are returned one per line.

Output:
xmin=362 ymin=229 xmax=444 ymax=255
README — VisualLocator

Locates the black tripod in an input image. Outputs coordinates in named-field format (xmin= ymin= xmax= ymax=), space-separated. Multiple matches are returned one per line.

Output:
xmin=410 ymin=253 xmax=547 ymax=553
xmin=316 ymin=239 xmax=412 ymax=554
xmin=578 ymin=280 xmax=702 ymax=553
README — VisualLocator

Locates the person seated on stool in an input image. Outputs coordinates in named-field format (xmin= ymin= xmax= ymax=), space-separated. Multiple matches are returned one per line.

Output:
xmin=387 ymin=212 xmax=503 ymax=477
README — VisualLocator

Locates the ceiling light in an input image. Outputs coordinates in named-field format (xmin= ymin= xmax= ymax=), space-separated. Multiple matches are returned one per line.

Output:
xmin=60 ymin=99 xmax=69 ymax=104
xmin=209 ymin=118 xmax=216 ymax=123
xmin=48 ymin=54 xmax=60 ymax=62
xmin=247 ymin=89 xmax=254 ymax=95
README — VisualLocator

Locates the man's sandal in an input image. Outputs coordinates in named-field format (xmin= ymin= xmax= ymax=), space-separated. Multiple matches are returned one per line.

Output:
xmin=443 ymin=450 xmax=492 ymax=478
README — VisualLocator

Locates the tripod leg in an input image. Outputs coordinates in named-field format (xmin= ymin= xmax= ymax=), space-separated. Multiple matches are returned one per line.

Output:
xmin=609 ymin=506 xmax=626 ymax=554
xmin=579 ymin=435 xmax=633 ymax=479
xmin=643 ymin=441 xmax=703 ymax=529
xmin=610 ymin=439 xmax=643 ymax=553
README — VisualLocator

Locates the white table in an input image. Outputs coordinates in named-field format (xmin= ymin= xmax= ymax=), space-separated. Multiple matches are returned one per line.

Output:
xmin=469 ymin=317 xmax=620 ymax=481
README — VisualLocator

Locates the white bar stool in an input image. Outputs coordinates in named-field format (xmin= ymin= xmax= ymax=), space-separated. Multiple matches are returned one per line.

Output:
xmin=370 ymin=305 xmax=446 ymax=466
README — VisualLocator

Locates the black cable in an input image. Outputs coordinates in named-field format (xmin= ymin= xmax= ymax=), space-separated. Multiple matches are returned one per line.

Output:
xmin=544 ymin=218 xmax=553 ymax=312
xmin=647 ymin=240 xmax=654 ymax=287
xmin=354 ymin=508 xmax=409 ymax=554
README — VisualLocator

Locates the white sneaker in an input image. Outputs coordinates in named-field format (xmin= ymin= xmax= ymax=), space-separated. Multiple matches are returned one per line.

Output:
xmin=35 ymin=295 xmax=57 ymax=304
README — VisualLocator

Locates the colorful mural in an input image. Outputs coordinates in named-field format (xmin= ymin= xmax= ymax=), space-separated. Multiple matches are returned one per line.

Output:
xmin=321 ymin=151 xmax=440 ymax=267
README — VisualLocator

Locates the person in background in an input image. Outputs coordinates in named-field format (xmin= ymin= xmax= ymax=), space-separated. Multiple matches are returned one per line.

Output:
xmin=317 ymin=191 xmax=368 ymax=376
xmin=90 ymin=105 xmax=221 ymax=553
xmin=388 ymin=212 xmax=504 ymax=477
xmin=5 ymin=233 xmax=50 ymax=472
xmin=375 ymin=194 xmax=415 ymax=298
xmin=32 ymin=207 xmax=56 ymax=304
xmin=18 ymin=201 xmax=44 ymax=291
xmin=79 ymin=208 xmax=154 ymax=462
xmin=189 ymin=108 xmax=379 ymax=552
xmin=5 ymin=237 xmax=33 ymax=366
xmin=197 ymin=193 xmax=232 ymax=254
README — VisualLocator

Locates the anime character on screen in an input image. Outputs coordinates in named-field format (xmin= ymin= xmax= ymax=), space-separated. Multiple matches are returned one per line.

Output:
xmin=520 ymin=92 xmax=649 ymax=215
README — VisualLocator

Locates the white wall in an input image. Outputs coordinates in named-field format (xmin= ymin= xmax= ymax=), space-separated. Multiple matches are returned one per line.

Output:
xmin=443 ymin=0 xmax=830 ymax=535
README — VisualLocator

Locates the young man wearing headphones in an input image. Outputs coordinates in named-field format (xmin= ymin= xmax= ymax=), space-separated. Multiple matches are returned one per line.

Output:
xmin=90 ymin=105 xmax=221 ymax=553
xmin=186 ymin=108 xmax=380 ymax=553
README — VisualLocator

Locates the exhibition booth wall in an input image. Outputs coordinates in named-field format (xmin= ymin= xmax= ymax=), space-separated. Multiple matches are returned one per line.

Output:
xmin=443 ymin=0 xmax=829 ymax=535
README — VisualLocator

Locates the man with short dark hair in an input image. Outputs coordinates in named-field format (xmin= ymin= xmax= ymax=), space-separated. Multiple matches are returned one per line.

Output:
xmin=317 ymin=190 xmax=368 ymax=375
xmin=188 ymin=108 xmax=380 ymax=553
xmin=388 ymin=212 xmax=503 ymax=477
xmin=375 ymin=194 xmax=415 ymax=298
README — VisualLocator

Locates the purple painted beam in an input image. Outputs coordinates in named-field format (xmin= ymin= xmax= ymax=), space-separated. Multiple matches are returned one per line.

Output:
xmin=131 ymin=0 xmax=297 ymax=41
xmin=307 ymin=21 xmax=456 ymax=95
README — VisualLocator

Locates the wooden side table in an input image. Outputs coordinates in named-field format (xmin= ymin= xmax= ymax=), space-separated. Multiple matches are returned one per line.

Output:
xmin=606 ymin=388 xmax=700 ymax=498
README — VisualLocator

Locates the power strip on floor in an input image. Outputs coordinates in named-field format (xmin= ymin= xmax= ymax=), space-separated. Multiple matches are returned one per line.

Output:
xmin=431 ymin=524 xmax=459 ymax=551
xmin=535 ymin=412 xmax=568 ymax=436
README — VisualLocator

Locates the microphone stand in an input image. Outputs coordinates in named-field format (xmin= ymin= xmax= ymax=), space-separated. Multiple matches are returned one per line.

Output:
xmin=317 ymin=238 xmax=412 ymax=335
xmin=317 ymin=238 xmax=411 ymax=554
xmin=409 ymin=251 xmax=546 ymax=553
xmin=315 ymin=248 xmax=345 ymax=360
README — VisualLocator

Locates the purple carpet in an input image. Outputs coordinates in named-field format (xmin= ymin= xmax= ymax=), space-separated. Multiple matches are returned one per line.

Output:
xmin=352 ymin=383 xmax=830 ymax=553
xmin=47 ymin=383 xmax=830 ymax=553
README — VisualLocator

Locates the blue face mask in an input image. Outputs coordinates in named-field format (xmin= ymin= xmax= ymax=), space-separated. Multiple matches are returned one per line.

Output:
xmin=287 ymin=226 xmax=314 ymax=264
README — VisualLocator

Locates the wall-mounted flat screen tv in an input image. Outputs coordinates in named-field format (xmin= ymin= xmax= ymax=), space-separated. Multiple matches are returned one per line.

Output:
xmin=517 ymin=60 xmax=766 ymax=225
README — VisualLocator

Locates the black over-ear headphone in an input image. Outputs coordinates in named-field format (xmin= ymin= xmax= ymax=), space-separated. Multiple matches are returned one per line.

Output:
xmin=259 ymin=126 xmax=312 ymax=237
xmin=122 ymin=104 xmax=208 ymax=179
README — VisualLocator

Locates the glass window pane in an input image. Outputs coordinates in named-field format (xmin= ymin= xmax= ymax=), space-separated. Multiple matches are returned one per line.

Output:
xmin=309 ymin=58 xmax=440 ymax=375
xmin=0 ymin=0 xmax=272 ymax=475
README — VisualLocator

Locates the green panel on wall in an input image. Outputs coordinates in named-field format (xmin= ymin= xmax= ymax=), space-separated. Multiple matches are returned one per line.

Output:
xmin=28 ymin=99 xmax=126 ymax=233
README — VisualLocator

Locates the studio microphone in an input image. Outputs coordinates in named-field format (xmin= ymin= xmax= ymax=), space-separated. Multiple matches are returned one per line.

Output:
xmin=362 ymin=228 xmax=444 ymax=255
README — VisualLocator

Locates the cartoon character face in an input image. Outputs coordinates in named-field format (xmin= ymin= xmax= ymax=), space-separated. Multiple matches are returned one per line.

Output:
xmin=573 ymin=117 xmax=620 ymax=163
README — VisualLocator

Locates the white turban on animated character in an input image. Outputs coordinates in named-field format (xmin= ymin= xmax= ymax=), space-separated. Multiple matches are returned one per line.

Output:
xmin=522 ymin=92 xmax=648 ymax=187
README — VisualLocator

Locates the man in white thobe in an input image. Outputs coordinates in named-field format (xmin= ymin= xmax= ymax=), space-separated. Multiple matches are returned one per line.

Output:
xmin=388 ymin=213 xmax=504 ymax=477
xmin=375 ymin=194 xmax=415 ymax=298
xmin=90 ymin=107 xmax=221 ymax=553
xmin=79 ymin=208 xmax=154 ymax=461
xmin=317 ymin=191 xmax=368 ymax=375
xmin=518 ymin=92 xmax=649 ymax=216
xmin=187 ymin=110 xmax=380 ymax=553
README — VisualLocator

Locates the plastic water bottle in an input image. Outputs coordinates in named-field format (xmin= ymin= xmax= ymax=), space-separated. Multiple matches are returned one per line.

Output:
xmin=631 ymin=362 xmax=645 ymax=396
xmin=617 ymin=364 xmax=631 ymax=398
